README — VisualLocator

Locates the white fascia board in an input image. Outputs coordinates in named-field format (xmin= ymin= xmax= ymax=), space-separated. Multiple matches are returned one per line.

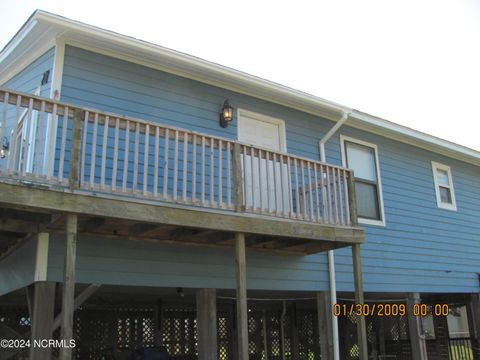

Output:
xmin=349 ymin=111 xmax=480 ymax=165
xmin=33 ymin=10 xmax=352 ymax=118
xmin=0 ymin=17 xmax=38 ymax=63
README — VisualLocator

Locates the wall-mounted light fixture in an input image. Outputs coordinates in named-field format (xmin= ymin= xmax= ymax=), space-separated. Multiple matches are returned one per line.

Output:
xmin=219 ymin=99 xmax=234 ymax=128
xmin=0 ymin=137 xmax=9 ymax=159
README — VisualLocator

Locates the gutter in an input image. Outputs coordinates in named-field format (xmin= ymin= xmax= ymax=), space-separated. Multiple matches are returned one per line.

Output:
xmin=319 ymin=111 xmax=349 ymax=360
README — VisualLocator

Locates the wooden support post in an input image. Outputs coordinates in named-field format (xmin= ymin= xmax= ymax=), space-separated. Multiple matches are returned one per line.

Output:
xmin=233 ymin=143 xmax=245 ymax=212
xmin=196 ymin=289 xmax=218 ymax=360
xmin=69 ymin=109 xmax=83 ymax=190
xmin=467 ymin=293 xmax=480 ymax=358
xmin=29 ymin=282 xmax=56 ymax=360
xmin=407 ymin=293 xmax=428 ymax=360
xmin=352 ymin=244 xmax=368 ymax=360
xmin=235 ymin=232 xmax=248 ymax=360
xmin=59 ymin=214 xmax=78 ymax=360
xmin=317 ymin=291 xmax=334 ymax=360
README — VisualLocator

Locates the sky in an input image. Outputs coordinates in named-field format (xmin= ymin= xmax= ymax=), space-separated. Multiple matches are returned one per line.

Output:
xmin=1 ymin=0 xmax=479 ymax=151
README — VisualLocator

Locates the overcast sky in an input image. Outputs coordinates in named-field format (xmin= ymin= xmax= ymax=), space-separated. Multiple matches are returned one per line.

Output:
xmin=1 ymin=0 xmax=479 ymax=151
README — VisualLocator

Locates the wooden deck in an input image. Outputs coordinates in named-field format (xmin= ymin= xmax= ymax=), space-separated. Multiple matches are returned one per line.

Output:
xmin=0 ymin=87 xmax=364 ymax=256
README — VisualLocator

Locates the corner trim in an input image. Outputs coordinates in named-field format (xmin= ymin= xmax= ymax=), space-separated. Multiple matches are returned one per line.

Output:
xmin=34 ymin=232 xmax=49 ymax=282
xmin=44 ymin=39 xmax=65 ymax=176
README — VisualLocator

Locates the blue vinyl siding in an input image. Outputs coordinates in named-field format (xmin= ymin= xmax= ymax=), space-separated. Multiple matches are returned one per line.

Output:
xmin=2 ymin=47 xmax=54 ymax=96
xmin=46 ymin=234 xmax=329 ymax=291
xmin=58 ymin=45 xmax=480 ymax=294
xmin=331 ymin=129 xmax=480 ymax=293
xmin=1 ymin=47 xmax=55 ymax=170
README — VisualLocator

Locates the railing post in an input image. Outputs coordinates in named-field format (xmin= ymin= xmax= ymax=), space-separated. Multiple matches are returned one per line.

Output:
xmin=69 ymin=109 xmax=83 ymax=191
xmin=233 ymin=143 xmax=244 ymax=212
xmin=347 ymin=170 xmax=358 ymax=225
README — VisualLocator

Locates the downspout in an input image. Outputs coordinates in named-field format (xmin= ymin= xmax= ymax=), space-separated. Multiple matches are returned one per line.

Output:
xmin=319 ymin=111 xmax=349 ymax=360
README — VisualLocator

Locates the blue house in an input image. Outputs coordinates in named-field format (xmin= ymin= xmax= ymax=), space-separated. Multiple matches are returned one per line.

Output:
xmin=0 ymin=10 xmax=479 ymax=360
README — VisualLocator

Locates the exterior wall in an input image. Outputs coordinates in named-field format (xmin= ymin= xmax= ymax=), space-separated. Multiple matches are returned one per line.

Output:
xmin=58 ymin=45 xmax=480 ymax=293
xmin=330 ymin=128 xmax=480 ymax=293
xmin=0 ymin=237 xmax=38 ymax=296
xmin=0 ymin=47 xmax=55 ymax=170
xmin=46 ymin=234 xmax=329 ymax=291
xmin=1 ymin=47 xmax=54 ymax=96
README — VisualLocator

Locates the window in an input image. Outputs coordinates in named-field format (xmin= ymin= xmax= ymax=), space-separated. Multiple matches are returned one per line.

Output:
xmin=432 ymin=161 xmax=457 ymax=210
xmin=341 ymin=136 xmax=385 ymax=226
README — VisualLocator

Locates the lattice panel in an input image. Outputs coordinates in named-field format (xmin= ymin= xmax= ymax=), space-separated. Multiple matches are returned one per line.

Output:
xmin=266 ymin=314 xmax=282 ymax=358
xmin=0 ymin=307 xmax=30 ymax=333
xmin=247 ymin=311 xmax=263 ymax=359
xmin=0 ymin=307 xmax=30 ymax=360
xmin=217 ymin=312 xmax=234 ymax=360
xmin=161 ymin=308 xmax=197 ymax=359
xmin=340 ymin=305 xmax=359 ymax=360
xmin=0 ymin=302 xmax=324 ymax=360
xmin=297 ymin=310 xmax=319 ymax=360
xmin=74 ymin=307 xmax=156 ymax=359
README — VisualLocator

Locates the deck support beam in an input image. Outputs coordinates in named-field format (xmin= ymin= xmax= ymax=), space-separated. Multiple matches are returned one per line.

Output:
xmin=196 ymin=288 xmax=218 ymax=360
xmin=352 ymin=244 xmax=368 ymax=360
xmin=407 ymin=292 xmax=428 ymax=360
xmin=59 ymin=214 xmax=78 ymax=360
xmin=467 ymin=293 xmax=480 ymax=359
xmin=317 ymin=291 xmax=334 ymax=360
xmin=235 ymin=232 xmax=248 ymax=360
xmin=29 ymin=282 xmax=56 ymax=360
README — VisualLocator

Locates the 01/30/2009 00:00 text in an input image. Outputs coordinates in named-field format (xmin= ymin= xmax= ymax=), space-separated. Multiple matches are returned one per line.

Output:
xmin=333 ymin=303 xmax=449 ymax=317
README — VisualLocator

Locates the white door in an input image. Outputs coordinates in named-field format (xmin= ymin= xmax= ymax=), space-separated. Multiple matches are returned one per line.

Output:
xmin=238 ymin=110 xmax=290 ymax=213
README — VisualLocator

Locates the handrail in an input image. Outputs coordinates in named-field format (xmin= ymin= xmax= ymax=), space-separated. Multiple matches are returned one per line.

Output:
xmin=0 ymin=87 xmax=358 ymax=226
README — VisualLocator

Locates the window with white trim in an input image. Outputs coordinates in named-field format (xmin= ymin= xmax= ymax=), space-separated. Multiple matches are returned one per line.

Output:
xmin=432 ymin=161 xmax=457 ymax=210
xmin=341 ymin=136 xmax=385 ymax=226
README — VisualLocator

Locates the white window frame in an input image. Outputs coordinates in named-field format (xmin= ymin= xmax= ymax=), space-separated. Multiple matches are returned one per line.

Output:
xmin=432 ymin=161 xmax=457 ymax=211
xmin=340 ymin=135 xmax=386 ymax=227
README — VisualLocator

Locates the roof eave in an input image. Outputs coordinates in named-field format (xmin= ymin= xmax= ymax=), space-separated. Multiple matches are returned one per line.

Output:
xmin=1 ymin=10 xmax=479 ymax=166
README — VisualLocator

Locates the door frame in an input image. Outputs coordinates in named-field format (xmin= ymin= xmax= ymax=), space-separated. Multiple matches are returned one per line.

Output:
xmin=237 ymin=108 xmax=287 ymax=152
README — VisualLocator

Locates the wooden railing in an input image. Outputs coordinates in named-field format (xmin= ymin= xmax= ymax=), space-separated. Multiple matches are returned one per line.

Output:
xmin=0 ymin=88 xmax=358 ymax=226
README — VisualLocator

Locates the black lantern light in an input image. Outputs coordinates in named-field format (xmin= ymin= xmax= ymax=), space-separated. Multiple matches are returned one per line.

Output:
xmin=219 ymin=99 xmax=234 ymax=128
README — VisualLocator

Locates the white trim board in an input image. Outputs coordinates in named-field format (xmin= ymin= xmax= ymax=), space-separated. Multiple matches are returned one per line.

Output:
xmin=34 ymin=232 xmax=49 ymax=282
xmin=44 ymin=39 xmax=65 ymax=177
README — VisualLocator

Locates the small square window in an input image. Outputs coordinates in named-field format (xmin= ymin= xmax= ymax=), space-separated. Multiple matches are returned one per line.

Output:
xmin=432 ymin=162 xmax=457 ymax=211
